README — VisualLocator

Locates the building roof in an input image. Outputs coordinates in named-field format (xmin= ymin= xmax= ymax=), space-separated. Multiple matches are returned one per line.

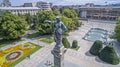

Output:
xmin=0 ymin=7 xmax=40 ymax=10
xmin=79 ymin=6 xmax=120 ymax=9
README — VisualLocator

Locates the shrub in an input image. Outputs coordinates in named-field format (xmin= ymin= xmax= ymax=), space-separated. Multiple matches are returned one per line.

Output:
xmin=89 ymin=40 xmax=103 ymax=56
xmin=99 ymin=45 xmax=120 ymax=65
xmin=72 ymin=40 xmax=78 ymax=48
xmin=62 ymin=37 xmax=70 ymax=48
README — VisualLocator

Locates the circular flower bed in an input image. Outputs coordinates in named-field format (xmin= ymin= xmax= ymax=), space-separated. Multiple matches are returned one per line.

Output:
xmin=4 ymin=50 xmax=23 ymax=62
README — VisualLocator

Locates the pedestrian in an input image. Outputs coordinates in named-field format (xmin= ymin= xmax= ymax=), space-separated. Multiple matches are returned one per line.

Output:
xmin=27 ymin=55 xmax=30 ymax=59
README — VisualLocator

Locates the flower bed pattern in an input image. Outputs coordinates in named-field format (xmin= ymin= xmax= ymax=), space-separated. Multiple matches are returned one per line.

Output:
xmin=5 ymin=50 xmax=23 ymax=62
xmin=0 ymin=42 xmax=42 ymax=67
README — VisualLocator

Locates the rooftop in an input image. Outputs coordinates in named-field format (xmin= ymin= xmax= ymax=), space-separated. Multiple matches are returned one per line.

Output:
xmin=0 ymin=7 xmax=40 ymax=10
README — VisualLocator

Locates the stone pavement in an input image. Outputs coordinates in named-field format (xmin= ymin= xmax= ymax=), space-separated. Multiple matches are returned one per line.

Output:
xmin=15 ymin=43 xmax=54 ymax=67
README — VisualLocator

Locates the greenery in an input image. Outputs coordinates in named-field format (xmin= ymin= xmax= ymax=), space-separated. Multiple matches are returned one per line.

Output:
xmin=62 ymin=37 xmax=70 ymax=48
xmin=72 ymin=46 xmax=80 ymax=51
xmin=61 ymin=8 xmax=81 ymax=30
xmin=0 ymin=11 xmax=28 ymax=40
xmin=27 ymin=32 xmax=40 ymax=38
xmin=89 ymin=40 xmax=103 ymax=56
xmin=99 ymin=45 xmax=119 ymax=65
xmin=115 ymin=17 xmax=120 ymax=42
xmin=0 ymin=39 xmax=22 ymax=48
xmin=52 ymin=8 xmax=60 ymax=16
xmin=39 ymin=37 xmax=54 ymax=44
xmin=72 ymin=40 xmax=78 ymax=48
xmin=9 ymin=42 xmax=42 ymax=67
xmin=35 ymin=10 xmax=55 ymax=35
xmin=25 ymin=8 xmax=81 ymax=37
xmin=0 ymin=40 xmax=14 ymax=48
xmin=61 ymin=8 xmax=78 ymax=19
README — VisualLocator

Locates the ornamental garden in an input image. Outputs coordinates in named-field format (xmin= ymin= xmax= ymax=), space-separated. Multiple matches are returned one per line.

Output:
xmin=0 ymin=42 xmax=42 ymax=67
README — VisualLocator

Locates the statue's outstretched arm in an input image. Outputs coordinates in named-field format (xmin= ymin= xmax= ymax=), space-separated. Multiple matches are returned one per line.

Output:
xmin=44 ymin=20 xmax=54 ymax=24
xmin=61 ymin=22 xmax=67 ymax=32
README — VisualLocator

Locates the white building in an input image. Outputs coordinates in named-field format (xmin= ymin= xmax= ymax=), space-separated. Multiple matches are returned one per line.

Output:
xmin=23 ymin=2 xmax=36 ymax=7
xmin=1 ymin=0 xmax=11 ymax=7
xmin=0 ymin=7 xmax=40 ymax=15
xmin=36 ymin=1 xmax=51 ymax=10
xmin=23 ymin=1 xmax=51 ymax=10
xmin=0 ymin=1 xmax=51 ymax=15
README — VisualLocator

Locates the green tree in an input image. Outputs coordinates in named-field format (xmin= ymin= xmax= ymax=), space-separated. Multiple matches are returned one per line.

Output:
xmin=89 ymin=40 xmax=103 ymax=56
xmin=116 ymin=17 xmax=120 ymax=24
xmin=115 ymin=24 xmax=120 ymax=42
xmin=72 ymin=40 xmax=78 ymax=48
xmin=24 ymin=13 xmax=33 ymax=25
xmin=61 ymin=15 xmax=72 ymax=30
xmin=0 ymin=12 xmax=28 ymax=40
xmin=52 ymin=8 xmax=59 ymax=16
xmin=61 ymin=8 xmax=81 ymax=30
xmin=99 ymin=45 xmax=119 ymax=65
xmin=35 ymin=10 xmax=55 ymax=35
xmin=62 ymin=37 xmax=70 ymax=48
xmin=115 ymin=17 xmax=120 ymax=42
xmin=61 ymin=8 xmax=78 ymax=20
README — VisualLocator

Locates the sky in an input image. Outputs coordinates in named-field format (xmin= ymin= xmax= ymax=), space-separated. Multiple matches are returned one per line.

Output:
xmin=0 ymin=0 xmax=120 ymax=6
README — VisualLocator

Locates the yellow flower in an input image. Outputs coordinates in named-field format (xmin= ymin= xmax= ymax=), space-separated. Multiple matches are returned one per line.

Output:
xmin=0 ymin=57 xmax=6 ymax=66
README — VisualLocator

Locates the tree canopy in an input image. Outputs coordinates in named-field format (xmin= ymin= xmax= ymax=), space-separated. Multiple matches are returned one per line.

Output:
xmin=52 ymin=8 xmax=60 ymax=16
xmin=0 ymin=12 xmax=28 ymax=40
xmin=89 ymin=40 xmax=103 ymax=56
xmin=35 ymin=10 xmax=55 ymax=35
xmin=99 ymin=45 xmax=119 ymax=65
xmin=115 ymin=17 xmax=120 ymax=42
xmin=61 ymin=8 xmax=78 ymax=20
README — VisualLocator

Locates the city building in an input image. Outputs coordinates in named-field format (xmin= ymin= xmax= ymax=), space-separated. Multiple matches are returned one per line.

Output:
xmin=85 ymin=3 xmax=94 ymax=7
xmin=23 ymin=2 xmax=36 ymax=7
xmin=0 ymin=0 xmax=11 ymax=7
xmin=36 ymin=1 xmax=51 ymax=10
xmin=79 ymin=6 xmax=120 ymax=21
xmin=55 ymin=4 xmax=120 ymax=21
xmin=0 ymin=7 xmax=40 ymax=15
xmin=0 ymin=0 xmax=51 ymax=15
xmin=23 ymin=1 xmax=51 ymax=10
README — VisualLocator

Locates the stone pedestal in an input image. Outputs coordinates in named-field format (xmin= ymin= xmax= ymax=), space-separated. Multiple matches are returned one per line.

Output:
xmin=51 ymin=46 xmax=66 ymax=67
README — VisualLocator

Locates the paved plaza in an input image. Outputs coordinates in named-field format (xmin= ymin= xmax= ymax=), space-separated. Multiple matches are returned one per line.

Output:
xmin=1 ymin=20 xmax=120 ymax=67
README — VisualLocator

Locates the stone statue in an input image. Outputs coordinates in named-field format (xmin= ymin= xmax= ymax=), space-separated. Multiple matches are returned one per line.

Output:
xmin=45 ymin=17 xmax=67 ymax=48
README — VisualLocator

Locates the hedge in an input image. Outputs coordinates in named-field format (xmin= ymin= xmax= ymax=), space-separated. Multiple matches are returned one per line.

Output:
xmin=89 ymin=40 xmax=103 ymax=56
xmin=72 ymin=40 xmax=78 ymax=48
xmin=99 ymin=45 xmax=119 ymax=65
xmin=62 ymin=37 xmax=70 ymax=48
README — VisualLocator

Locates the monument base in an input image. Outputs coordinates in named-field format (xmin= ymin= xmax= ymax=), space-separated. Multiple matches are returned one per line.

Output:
xmin=51 ymin=46 xmax=66 ymax=67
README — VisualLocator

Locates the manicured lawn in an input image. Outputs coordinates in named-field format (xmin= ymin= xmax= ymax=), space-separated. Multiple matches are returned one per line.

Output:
xmin=39 ymin=37 xmax=54 ymax=44
xmin=27 ymin=32 xmax=40 ymax=38
xmin=71 ymin=46 xmax=80 ymax=51
xmin=0 ymin=42 xmax=42 ymax=67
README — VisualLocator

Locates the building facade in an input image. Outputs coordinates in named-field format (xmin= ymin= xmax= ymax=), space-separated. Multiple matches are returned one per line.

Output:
xmin=0 ymin=1 xmax=51 ymax=15
xmin=0 ymin=0 xmax=11 ymax=7
xmin=36 ymin=1 xmax=51 ymax=10
xmin=79 ymin=6 xmax=120 ymax=21
xmin=0 ymin=7 xmax=40 ymax=15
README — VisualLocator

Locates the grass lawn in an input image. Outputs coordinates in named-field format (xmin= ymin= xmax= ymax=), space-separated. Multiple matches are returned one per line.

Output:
xmin=39 ymin=37 xmax=54 ymax=44
xmin=71 ymin=46 xmax=80 ymax=51
xmin=0 ymin=42 xmax=42 ymax=67
xmin=27 ymin=32 xmax=40 ymax=38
